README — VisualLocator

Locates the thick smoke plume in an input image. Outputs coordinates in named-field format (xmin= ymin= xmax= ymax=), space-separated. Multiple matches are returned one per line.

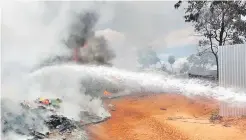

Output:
xmin=65 ymin=11 xmax=98 ymax=49
xmin=39 ymin=10 xmax=115 ymax=68
xmin=79 ymin=36 xmax=115 ymax=65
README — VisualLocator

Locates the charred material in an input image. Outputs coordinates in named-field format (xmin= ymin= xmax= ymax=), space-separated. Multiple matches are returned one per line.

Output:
xmin=2 ymin=98 xmax=110 ymax=140
xmin=28 ymin=130 xmax=49 ymax=140
xmin=44 ymin=115 xmax=76 ymax=134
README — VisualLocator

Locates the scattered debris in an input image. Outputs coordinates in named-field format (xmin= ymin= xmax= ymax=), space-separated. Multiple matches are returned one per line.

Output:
xmin=111 ymin=108 xmax=116 ymax=111
xmin=167 ymin=117 xmax=174 ymax=120
xmin=35 ymin=98 xmax=63 ymax=109
xmin=166 ymin=116 xmax=191 ymax=121
xmin=108 ymin=104 xmax=116 ymax=111
xmin=29 ymin=129 xmax=49 ymax=140
xmin=2 ymin=98 xmax=110 ymax=140
xmin=223 ymin=124 xmax=231 ymax=127
xmin=160 ymin=108 xmax=167 ymax=111
xmin=44 ymin=115 xmax=77 ymax=134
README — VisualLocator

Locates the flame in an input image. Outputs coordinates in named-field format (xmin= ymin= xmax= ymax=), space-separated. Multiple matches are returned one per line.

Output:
xmin=104 ymin=90 xmax=112 ymax=96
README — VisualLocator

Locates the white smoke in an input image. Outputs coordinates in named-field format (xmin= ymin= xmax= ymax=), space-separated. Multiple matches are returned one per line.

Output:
xmin=1 ymin=1 xmax=110 ymax=139
xmin=2 ymin=1 xmax=246 ymax=140
xmin=29 ymin=64 xmax=246 ymax=103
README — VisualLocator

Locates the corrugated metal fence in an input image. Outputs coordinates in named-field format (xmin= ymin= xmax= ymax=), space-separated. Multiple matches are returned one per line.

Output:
xmin=218 ymin=44 xmax=246 ymax=117
xmin=218 ymin=44 xmax=246 ymax=90
xmin=219 ymin=102 xmax=246 ymax=117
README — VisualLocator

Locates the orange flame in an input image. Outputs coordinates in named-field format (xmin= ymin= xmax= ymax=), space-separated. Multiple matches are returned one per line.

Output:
xmin=104 ymin=90 xmax=112 ymax=96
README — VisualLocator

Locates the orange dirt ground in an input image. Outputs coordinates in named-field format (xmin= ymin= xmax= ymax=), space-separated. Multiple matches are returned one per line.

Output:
xmin=87 ymin=93 xmax=246 ymax=140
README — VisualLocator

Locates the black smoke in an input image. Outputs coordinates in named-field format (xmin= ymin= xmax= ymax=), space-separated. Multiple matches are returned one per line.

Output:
xmin=37 ymin=10 xmax=115 ymax=69
xmin=64 ymin=11 xmax=115 ymax=65
xmin=64 ymin=11 xmax=98 ymax=49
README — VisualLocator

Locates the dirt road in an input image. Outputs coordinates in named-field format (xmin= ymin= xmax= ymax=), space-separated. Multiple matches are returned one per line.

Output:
xmin=87 ymin=94 xmax=246 ymax=140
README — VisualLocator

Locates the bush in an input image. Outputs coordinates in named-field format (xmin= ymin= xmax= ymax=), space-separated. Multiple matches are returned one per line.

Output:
xmin=209 ymin=109 xmax=222 ymax=123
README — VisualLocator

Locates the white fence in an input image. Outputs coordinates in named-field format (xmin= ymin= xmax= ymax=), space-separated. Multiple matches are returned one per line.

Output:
xmin=219 ymin=102 xmax=246 ymax=117
xmin=218 ymin=44 xmax=246 ymax=90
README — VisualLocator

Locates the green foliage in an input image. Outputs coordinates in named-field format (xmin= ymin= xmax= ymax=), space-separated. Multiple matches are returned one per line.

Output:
xmin=175 ymin=1 xmax=246 ymax=79
xmin=180 ymin=62 xmax=190 ymax=74
xmin=187 ymin=53 xmax=216 ymax=68
xmin=168 ymin=55 xmax=175 ymax=65
xmin=175 ymin=1 xmax=246 ymax=45
xmin=137 ymin=47 xmax=160 ymax=68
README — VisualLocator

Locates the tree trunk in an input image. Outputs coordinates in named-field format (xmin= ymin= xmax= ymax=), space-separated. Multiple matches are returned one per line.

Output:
xmin=219 ymin=9 xmax=225 ymax=46
xmin=219 ymin=25 xmax=225 ymax=46
xmin=216 ymin=11 xmax=225 ymax=79
xmin=171 ymin=65 xmax=173 ymax=73
xmin=215 ymin=54 xmax=219 ymax=81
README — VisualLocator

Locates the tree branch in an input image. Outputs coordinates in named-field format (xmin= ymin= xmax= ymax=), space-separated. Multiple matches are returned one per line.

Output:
xmin=213 ymin=30 xmax=220 ymax=42
xmin=212 ymin=45 xmax=218 ymax=54
xmin=174 ymin=1 xmax=182 ymax=9
xmin=223 ymin=31 xmax=228 ymax=45
xmin=209 ymin=35 xmax=217 ymax=55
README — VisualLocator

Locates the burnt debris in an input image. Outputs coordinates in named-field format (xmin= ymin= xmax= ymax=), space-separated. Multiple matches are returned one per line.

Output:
xmin=2 ymin=98 xmax=110 ymax=139
xmin=45 ymin=115 xmax=77 ymax=134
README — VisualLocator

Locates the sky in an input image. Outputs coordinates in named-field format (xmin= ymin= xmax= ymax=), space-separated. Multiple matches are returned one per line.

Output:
xmin=92 ymin=1 xmax=199 ymax=60
xmin=2 ymin=1 xmax=199 ymax=70
xmin=38 ymin=1 xmax=199 ymax=56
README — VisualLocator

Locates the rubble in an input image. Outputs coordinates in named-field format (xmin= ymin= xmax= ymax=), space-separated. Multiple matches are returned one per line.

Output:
xmin=2 ymin=98 xmax=110 ymax=140
xmin=28 ymin=130 xmax=49 ymax=140
xmin=35 ymin=98 xmax=62 ymax=109
xmin=44 ymin=115 xmax=77 ymax=134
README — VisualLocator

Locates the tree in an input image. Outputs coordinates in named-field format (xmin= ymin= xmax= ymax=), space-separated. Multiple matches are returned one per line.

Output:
xmin=168 ymin=55 xmax=175 ymax=72
xmin=186 ymin=53 xmax=216 ymax=77
xmin=161 ymin=64 xmax=167 ymax=72
xmin=175 ymin=1 xmax=246 ymax=80
xmin=137 ymin=47 xmax=161 ymax=68
xmin=180 ymin=62 xmax=190 ymax=74
xmin=187 ymin=53 xmax=216 ymax=69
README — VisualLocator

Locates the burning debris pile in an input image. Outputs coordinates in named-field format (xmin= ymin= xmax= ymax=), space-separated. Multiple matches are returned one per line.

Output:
xmin=65 ymin=11 xmax=115 ymax=66
xmin=1 ymin=97 xmax=110 ymax=140
xmin=38 ymin=11 xmax=115 ymax=69
xmin=78 ymin=36 xmax=115 ymax=66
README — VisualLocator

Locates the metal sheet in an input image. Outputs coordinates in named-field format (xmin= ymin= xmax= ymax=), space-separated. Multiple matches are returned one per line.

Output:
xmin=218 ymin=44 xmax=246 ymax=90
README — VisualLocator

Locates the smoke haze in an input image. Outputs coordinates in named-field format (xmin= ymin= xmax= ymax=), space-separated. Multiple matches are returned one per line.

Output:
xmin=2 ymin=1 xmax=246 ymax=140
